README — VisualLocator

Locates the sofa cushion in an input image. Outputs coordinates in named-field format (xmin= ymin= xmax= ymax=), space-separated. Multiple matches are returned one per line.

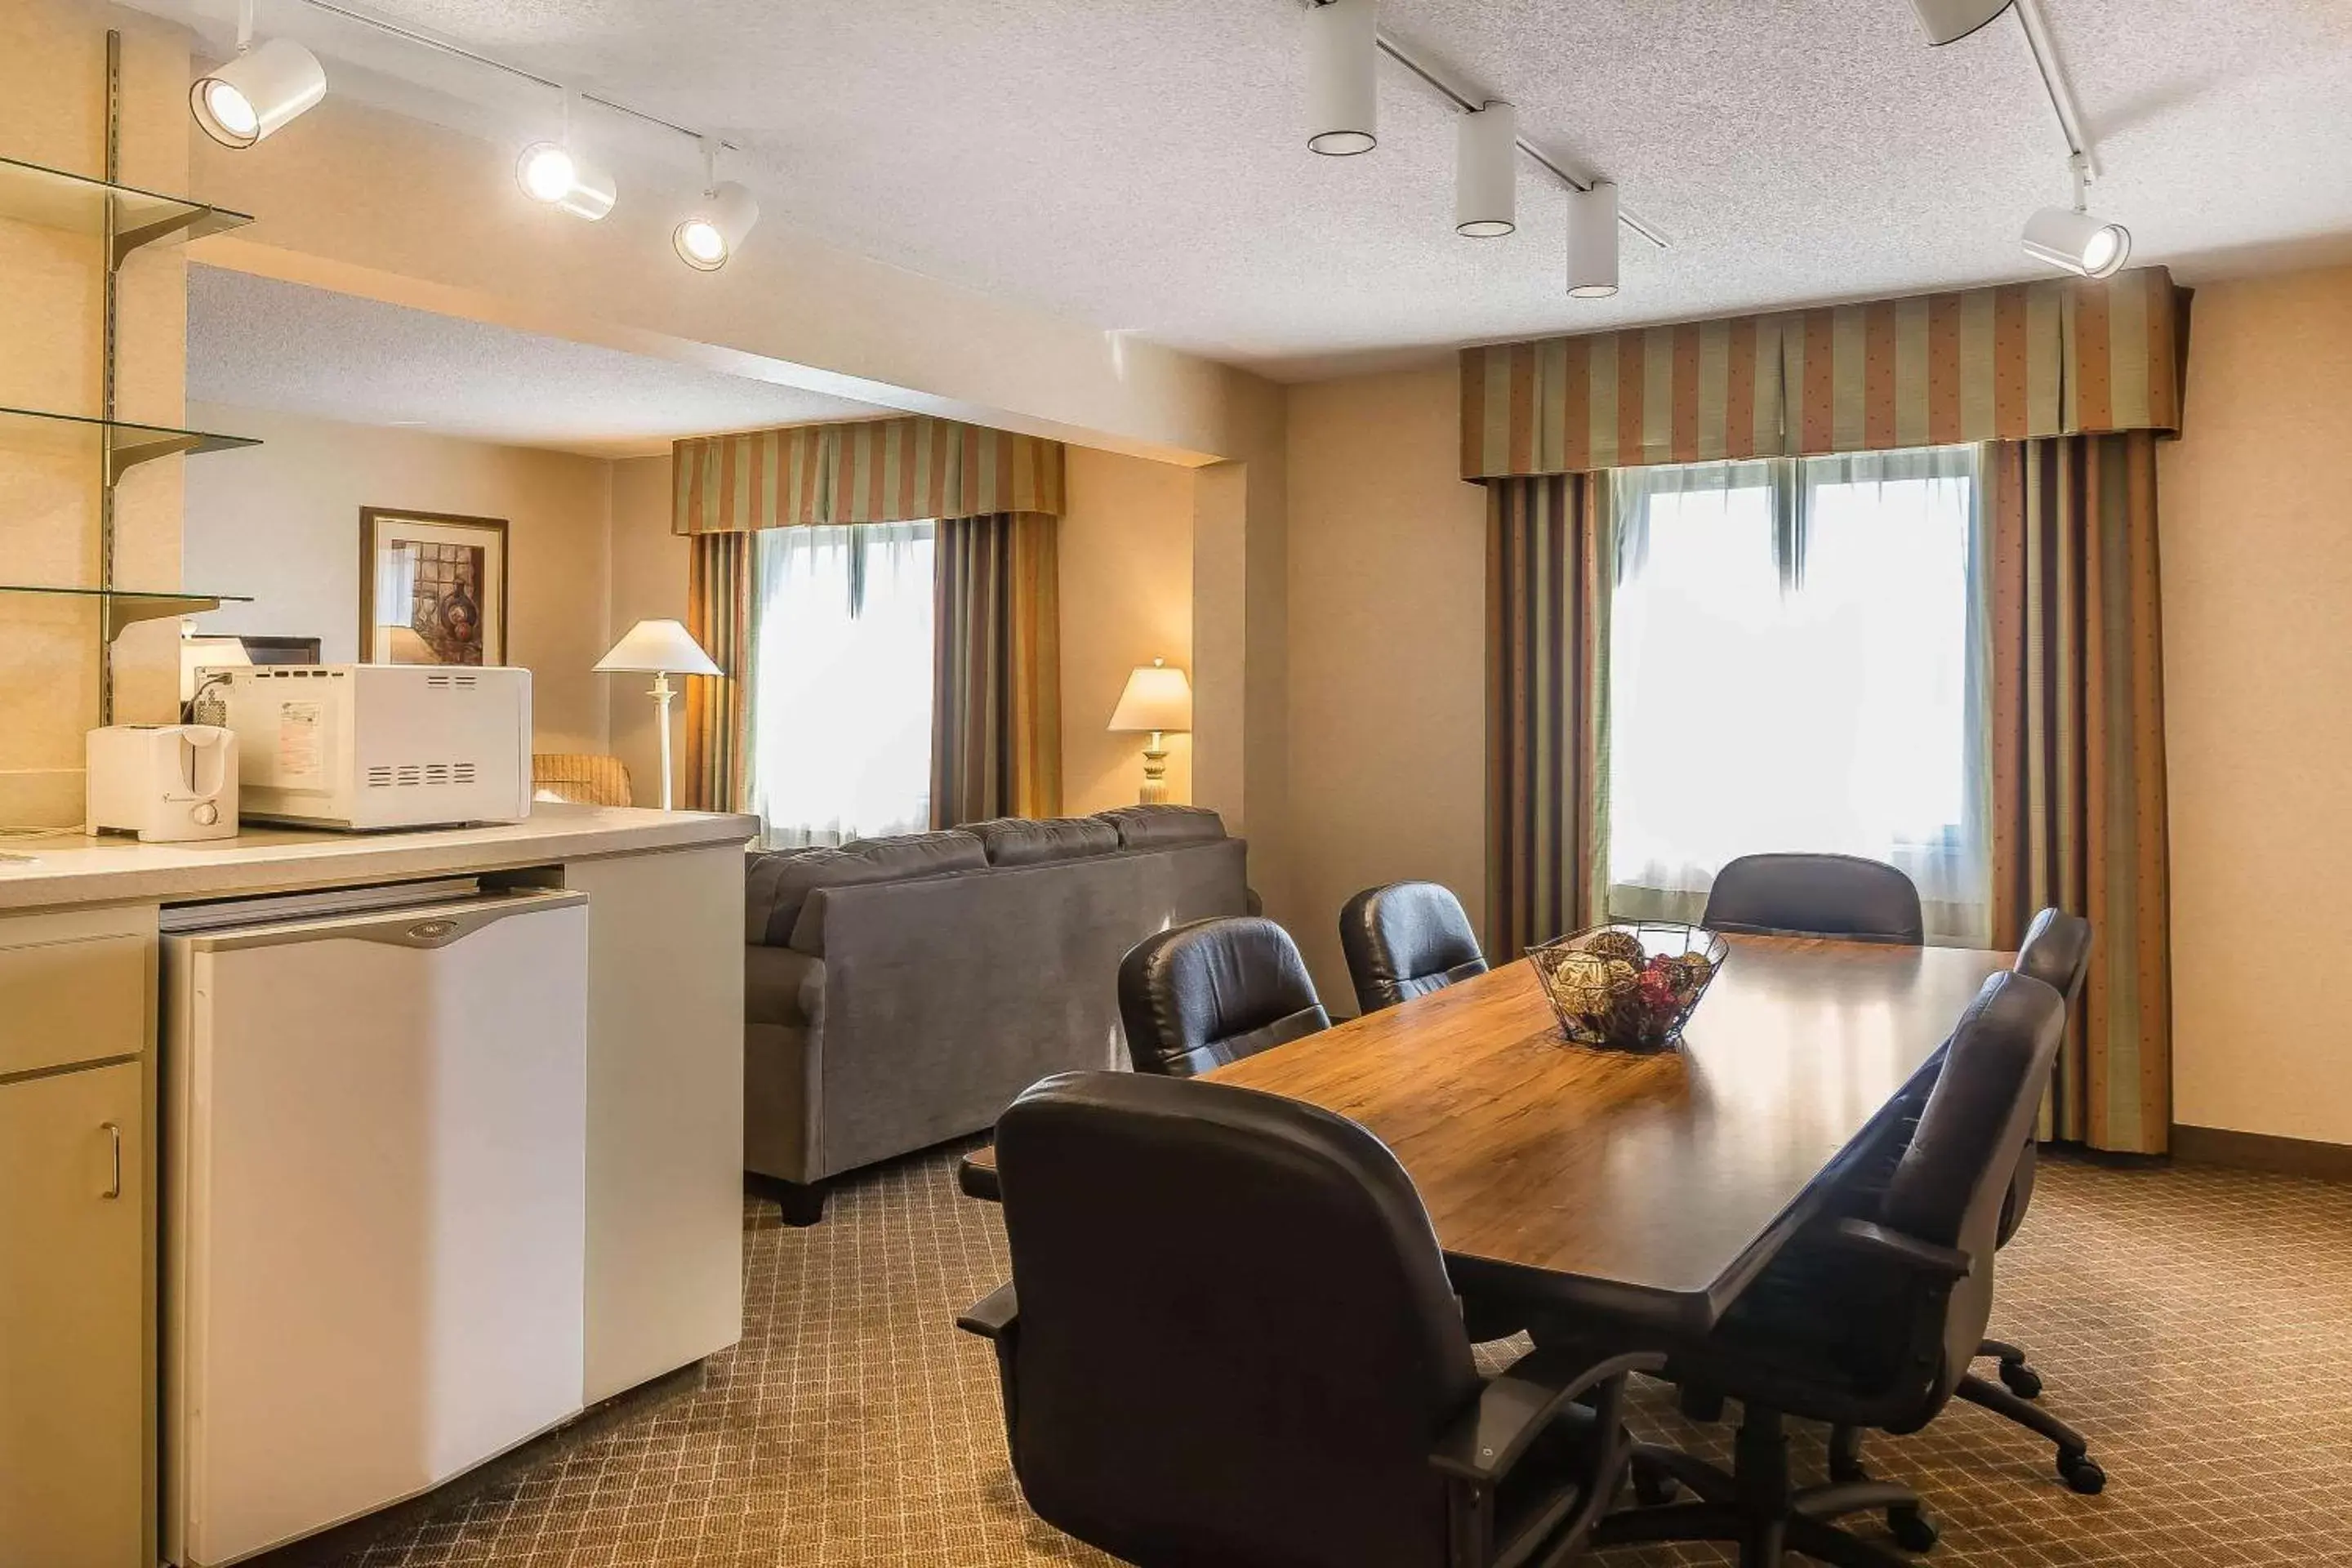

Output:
xmin=1094 ymin=804 xmax=1227 ymax=849
xmin=969 ymin=815 xmax=1122 ymax=867
xmin=745 ymin=830 xmax=988 ymax=946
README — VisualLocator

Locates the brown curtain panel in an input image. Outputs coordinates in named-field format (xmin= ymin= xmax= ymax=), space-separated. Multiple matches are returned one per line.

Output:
xmin=684 ymin=532 xmax=755 ymax=813
xmin=931 ymin=512 xmax=1062 ymax=826
xmin=1989 ymin=434 xmax=2172 ymax=1153
xmin=1486 ymin=474 xmax=1610 ymax=957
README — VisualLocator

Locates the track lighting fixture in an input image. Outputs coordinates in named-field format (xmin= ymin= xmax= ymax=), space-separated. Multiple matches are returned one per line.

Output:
xmin=674 ymin=144 xmax=760 ymax=271
xmin=1565 ymin=182 xmax=1619 ymax=298
xmin=2020 ymin=157 xmax=2127 ymax=278
xmin=1304 ymin=0 xmax=1378 ymax=155
xmin=1909 ymin=0 xmax=2014 ymax=46
xmin=517 ymin=92 xmax=617 ymax=220
xmin=189 ymin=0 xmax=326 ymax=149
xmin=1454 ymin=101 xmax=1517 ymax=238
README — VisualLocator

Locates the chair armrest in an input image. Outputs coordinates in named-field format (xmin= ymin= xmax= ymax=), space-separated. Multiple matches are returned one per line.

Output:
xmin=959 ymin=1151 xmax=1003 ymax=1203
xmin=956 ymin=1281 xmax=1018 ymax=1341
xmin=1430 ymin=1343 xmax=1664 ymax=1486
xmin=1825 ymin=1218 xmax=1972 ymax=1281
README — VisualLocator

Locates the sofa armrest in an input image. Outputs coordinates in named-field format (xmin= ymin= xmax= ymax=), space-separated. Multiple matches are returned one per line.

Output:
xmin=746 ymin=945 xmax=825 ymax=1029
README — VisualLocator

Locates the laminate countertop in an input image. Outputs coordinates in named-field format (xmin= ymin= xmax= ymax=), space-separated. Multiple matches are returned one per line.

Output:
xmin=0 ymin=803 xmax=760 ymax=912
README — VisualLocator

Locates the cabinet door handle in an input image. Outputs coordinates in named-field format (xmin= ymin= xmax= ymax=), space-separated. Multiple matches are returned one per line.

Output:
xmin=100 ymin=1121 xmax=122 ymax=1200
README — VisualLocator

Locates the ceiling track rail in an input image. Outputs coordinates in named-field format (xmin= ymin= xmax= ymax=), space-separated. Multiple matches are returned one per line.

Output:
xmin=292 ymin=0 xmax=737 ymax=154
xmin=1370 ymin=32 xmax=1670 ymax=249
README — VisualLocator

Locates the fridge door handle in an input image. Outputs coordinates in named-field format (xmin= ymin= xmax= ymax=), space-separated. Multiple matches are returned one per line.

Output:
xmin=100 ymin=1121 xmax=122 ymax=1200
xmin=194 ymin=891 xmax=589 ymax=953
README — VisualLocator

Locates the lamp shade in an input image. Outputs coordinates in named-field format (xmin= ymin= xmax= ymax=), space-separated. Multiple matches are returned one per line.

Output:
xmin=595 ymin=618 xmax=721 ymax=676
xmin=1107 ymin=659 xmax=1192 ymax=733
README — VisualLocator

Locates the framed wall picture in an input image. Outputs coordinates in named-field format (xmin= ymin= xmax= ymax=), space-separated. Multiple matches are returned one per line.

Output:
xmin=358 ymin=508 xmax=510 ymax=666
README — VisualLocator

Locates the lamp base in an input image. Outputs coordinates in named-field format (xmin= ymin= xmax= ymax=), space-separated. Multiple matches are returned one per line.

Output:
xmin=1138 ymin=737 xmax=1169 ymax=805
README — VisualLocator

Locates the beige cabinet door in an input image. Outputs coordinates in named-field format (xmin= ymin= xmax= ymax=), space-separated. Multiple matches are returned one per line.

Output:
xmin=0 ymin=1062 xmax=145 ymax=1568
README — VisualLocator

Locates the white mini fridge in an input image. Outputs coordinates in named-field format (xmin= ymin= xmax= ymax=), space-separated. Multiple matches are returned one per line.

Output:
xmin=163 ymin=883 xmax=590 ymax=1566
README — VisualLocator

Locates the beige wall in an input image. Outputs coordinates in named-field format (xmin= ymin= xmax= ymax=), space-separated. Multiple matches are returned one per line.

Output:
xmin=1281 ymin=363 xmax=1486 ymax=1004
xmin=0 ymin=0 xmax=190 ymax=826
xmin=2160 ymin=265 xmax=2352 ymax=1147
xmin=1060 ymin=447 xmax=1196 ymax=816
xmin=183 ymin=404 xmax=615 ymax=755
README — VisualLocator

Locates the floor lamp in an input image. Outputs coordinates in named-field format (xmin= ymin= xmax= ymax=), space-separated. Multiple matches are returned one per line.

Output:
xmin=595 ymin=618 xmax=722 ymax=810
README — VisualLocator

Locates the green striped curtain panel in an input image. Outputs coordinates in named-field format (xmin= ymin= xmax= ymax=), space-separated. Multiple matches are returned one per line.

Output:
xmin=674 ymin=416 xmax=1066 ymax=532
xmin=1989 ymin=434 xmax=2172 ymax=1154
xmin=1485 ymin=474 xmax=1611 ymax=958
xmin=931 ymin=513 xmax=1062 ymax=826
xmin=684 ymin=532 xmax=755 ymax=813
xmin=1462 ymin=265 xmax=2185 ymax=478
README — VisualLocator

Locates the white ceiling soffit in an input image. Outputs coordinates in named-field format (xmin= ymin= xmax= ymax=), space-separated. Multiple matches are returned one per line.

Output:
xmin=138 ymin=0 xmax=2352 ymax=382
xmin=186 ymin=265 xmax=886 ymax=457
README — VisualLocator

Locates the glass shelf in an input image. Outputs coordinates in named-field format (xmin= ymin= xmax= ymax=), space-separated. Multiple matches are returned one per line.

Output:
xmin=0 ymin=584 xmax=254 ymax=643
xmin=0 ymin=153 xmax=253 ymax=265
xmin=0 ymin=403 xmax=261 ymax=483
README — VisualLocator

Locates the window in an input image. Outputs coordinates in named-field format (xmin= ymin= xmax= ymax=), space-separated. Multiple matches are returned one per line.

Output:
xmin=747 ymin=522 xmax=935 ymax=848
xmin=1607 ymin=445 xmax=1989 ymax=942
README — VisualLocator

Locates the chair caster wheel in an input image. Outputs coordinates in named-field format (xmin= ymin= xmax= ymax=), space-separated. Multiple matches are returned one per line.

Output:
xmin=2058 ymin=1454 xmax=2106 ymax=1494
xmin=1633 ymin=1468 xmax=1680 ymax=1507
xmin=1999 ymin=1361 xmax=2043 ymax=1400
xmin=1887 ymin=1504 xmax=1940 ymax=1552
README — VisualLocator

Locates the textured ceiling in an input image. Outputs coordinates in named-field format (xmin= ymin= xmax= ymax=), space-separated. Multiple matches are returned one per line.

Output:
xmin=185 ymin=265 xmax=885 ymax=456
xmin=153 ymin=0 xmax=2352 ymax=381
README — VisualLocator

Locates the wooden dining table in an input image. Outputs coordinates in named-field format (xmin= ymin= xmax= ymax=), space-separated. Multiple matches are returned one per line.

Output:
xmin=960 ymin=933 xmax=2012 ymax=1335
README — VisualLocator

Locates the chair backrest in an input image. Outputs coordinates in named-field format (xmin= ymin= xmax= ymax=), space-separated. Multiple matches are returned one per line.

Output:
xmin=1879 ymin=971 xmax=2067 ymax=1399
xmin=530 ymin=752 xmax=634 ymax=807
xmin=1339 ymin=881 xmax=1490 ymax=1014
xmin=1118 ymin=915 xmax=1330 ymax=1077
xmin=993 ymin=1071 xmax=1481 ymax=1568
xmin=1994 ymin=908 xmax=2093 ymax=1245
xmin=1700 ymin=853 xmax=1923 ymax=944
xmin=2013 ymin=907 xmax=2092 ymax=1004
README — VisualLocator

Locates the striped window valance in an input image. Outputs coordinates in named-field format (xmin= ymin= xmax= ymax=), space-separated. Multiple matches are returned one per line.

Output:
xmin=673 ymin=415 xmax=1067 ymax=533
xmin=1460 ymin=265 xmax=2186 ymax=479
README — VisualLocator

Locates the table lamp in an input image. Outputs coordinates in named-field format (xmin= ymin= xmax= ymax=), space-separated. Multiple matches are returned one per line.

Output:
xmin=595 ymin=618 xmax=721 ymax=810
xmin=1107 ymin=657 xmax=1192 ymax=804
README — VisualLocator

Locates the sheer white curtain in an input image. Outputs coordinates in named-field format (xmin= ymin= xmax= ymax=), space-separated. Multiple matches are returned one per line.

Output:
xmin=747 ymin=522 xmax=936 ymax=848
xmin=1607 ymin=445 xmax=1990 ymax=943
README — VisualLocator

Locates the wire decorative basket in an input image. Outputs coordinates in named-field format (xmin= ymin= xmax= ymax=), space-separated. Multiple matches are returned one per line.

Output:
xmin=1526 ymin=922 xmax=1731 ymax=1053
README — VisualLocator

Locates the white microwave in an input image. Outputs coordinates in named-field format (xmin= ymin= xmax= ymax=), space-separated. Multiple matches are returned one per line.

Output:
xmin=212 ymin=665 xmax=532 ymax=831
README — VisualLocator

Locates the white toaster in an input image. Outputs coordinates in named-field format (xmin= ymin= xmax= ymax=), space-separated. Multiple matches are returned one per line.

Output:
xmin=86 ymin=725 xmax=240 ymax=843
xmin=216 ymin=665 xmax=533 ymax=831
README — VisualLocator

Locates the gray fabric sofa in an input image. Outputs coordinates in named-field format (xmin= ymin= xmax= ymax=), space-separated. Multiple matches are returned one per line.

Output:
xmin=742 ymin=804 xmax=1248 ymax=1222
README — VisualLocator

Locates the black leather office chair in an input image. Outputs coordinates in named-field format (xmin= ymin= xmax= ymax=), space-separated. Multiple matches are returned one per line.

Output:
xmin=1339 ymin=881 xmax=1490 ymax=1015
xmin=1700 ymin=853 xmax=1924 ymax=945
xmin=959 ymin=1071 xmax=1660 ymax=1568
xmin=1952 ymin=908 xmax=2100 ymax=1489
xmin=1117 ymin=916 xmax=1330 ymax=1077
xmin=1597 ymin=971 xmax=2069 ymax=1566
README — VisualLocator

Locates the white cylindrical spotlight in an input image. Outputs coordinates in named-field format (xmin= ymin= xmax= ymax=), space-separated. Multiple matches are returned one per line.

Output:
xmin=517 ymin=140 xmax=617 ymax=220
xmin=1454 ymin=101 xmax=1517 ymax=237
xmin=1305 ymin=0 xmax=1377 ymax=156
xmin=189 ymin=38 xmax=327 ymax=149
xmin=1909 ymin=0 xmax=2014 ymax=45
xmin=2020 ymin=205 xmax=2130 ymax=278
xmin=1566 ymin=181 xmax=1619 ymax=298
xmin=673 ymin=180 xmax=760 ymax=271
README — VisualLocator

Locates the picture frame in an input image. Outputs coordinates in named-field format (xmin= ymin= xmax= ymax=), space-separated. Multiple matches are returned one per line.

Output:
xmin=358 ymin=507 xmax=510 ymax=667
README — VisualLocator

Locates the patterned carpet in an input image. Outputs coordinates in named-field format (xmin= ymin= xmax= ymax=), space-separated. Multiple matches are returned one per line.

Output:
xmin=335 ymin=1146 xmax=2352 ymax=1568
